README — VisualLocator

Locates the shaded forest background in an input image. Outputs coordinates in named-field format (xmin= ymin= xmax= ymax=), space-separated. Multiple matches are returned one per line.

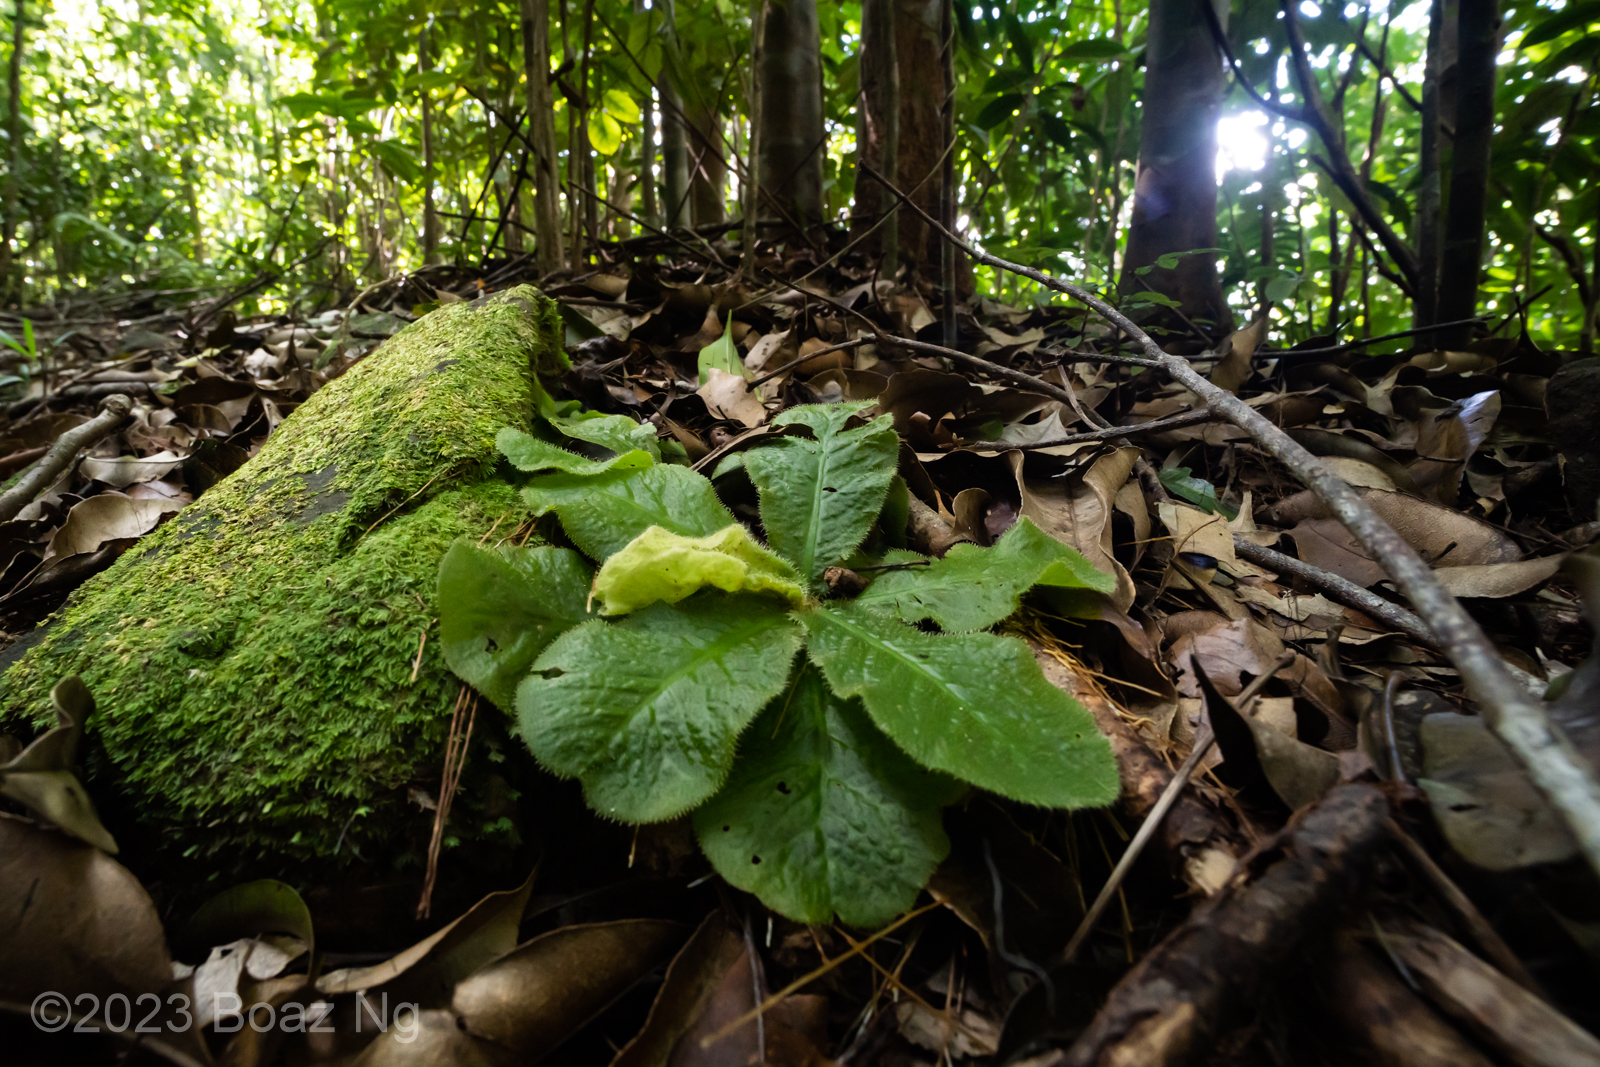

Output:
xmin=1 ymin=0 xmax=1599 ymax=348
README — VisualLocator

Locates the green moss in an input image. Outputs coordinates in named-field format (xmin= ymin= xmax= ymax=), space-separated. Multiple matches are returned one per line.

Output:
xmin=0 ymin=286 xmax=567 ymax=865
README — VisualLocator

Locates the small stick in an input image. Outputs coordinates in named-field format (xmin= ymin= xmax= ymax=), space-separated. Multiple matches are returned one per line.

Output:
xmin=1060 ymin=654 xmax=1292 ymax=965
xmin=1386 ymin=819 xmax=1543 ymax=996
xmin=1258 ymin=316 xmax=1486 ymax=361
xmin=1232 ymin=538 xmax=1437 ymax=648
xmin=946 ymin=409 xmax=1219 ymax=452
xmin=748 ymin=338 xmax=870 ymax=387
xmin=0 ymin=393 xmax=133 ymax=523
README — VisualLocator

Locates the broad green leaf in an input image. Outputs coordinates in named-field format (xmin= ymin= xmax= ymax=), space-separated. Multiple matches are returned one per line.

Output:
xmin=547 ymin=411 xmax=661 ymax=461
xmin=593 ymin=524 xmax=805 ymax=615
xmin=437 ymin=540 xmax=594 ymax=709
xmin=1521 ymin=0 xmax=1600 ymax=47
xmin=697 ymin=314 xmax=745 ymax=381
xmin=1158 ymin=467 xmax=1238 ymax=519
xmin=801 ymin=605 xmax=1119 ymax=809
xmin=497 ymin=427 xmax=653 ymax=476
xmin=602 ymin=87 xmax=642 ymax=123
xmin=370 ymin=139 xmax=421 ymax=184
xmin=520 ymin=596 xmax=802 ymax=821
xmin=744 ymin=403 xmax=900 ymax=588
xmin=588 ymin=110 xmax=623 ymax=155
xmin=695 ymin=670 xmax=962 ymax=926
xmin=1058 ymin=38 xmax=1129 ymax=60
xmin=854 ymin=517 xmax=1114 ymax=632
xmin=521 ymin=464 xmax=736 ymax=561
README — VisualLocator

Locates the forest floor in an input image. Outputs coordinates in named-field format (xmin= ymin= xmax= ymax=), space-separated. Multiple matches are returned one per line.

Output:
xmin=1 ymin=224 xmax=1598 ymax=1067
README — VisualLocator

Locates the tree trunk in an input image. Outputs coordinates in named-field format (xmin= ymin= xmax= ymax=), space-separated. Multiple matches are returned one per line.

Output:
xmin=893 ymin=0 xmax=942 ymax=274
xmin=852 ymin=0 xmax=899 ymax=273
xmin=1 ymin=0 xmax=25 ymax=300
xmin=685 ymin=100 xmax=726 ymax=228
xmin=419 ymin=24 xmax=442 ymax=264
xmin=741 ymin=0 xmax=765 ymax=272
xmin=1435 ymin=0 xmax=1498 ymax=349
xmin=1414 ymin=0 xmax=1444 ymax=337
xmin=1118 ymin=0 xmax=1231 ymax=340
xmin=939 ymin=0 xmax=955 ymax=345
xmin=637 ymin=0 xmax=659 ymax=229
xmin=757 ymin=0 xmax=825 ymax=231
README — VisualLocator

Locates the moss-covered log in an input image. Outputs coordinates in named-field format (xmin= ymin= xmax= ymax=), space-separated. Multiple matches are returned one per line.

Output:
xmin=0 ymin=286 xmax=565 ymax=867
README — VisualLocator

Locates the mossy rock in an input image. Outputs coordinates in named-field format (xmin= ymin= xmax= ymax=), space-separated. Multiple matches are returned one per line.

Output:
xmin=0 ymin=286 xmax=566 ymax=867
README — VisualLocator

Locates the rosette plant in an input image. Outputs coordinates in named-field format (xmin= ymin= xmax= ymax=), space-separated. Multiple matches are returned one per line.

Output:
xmin=438 ymin=401 xmax=1120 ymax=925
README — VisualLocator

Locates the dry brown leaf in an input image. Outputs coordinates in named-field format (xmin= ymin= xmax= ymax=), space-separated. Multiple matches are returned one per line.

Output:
xmin=611 ymin=913 xmax=747 ymax=1067
xmin=41 ymin=492 xmax=185 ymax=566
xmin=696 ymin=368 xmax=767 ymax=428
xmin=1431 ymin=556 xmax=1564 ymax=598
xmin=1008 ymin=446 xmax=1138 ymax=612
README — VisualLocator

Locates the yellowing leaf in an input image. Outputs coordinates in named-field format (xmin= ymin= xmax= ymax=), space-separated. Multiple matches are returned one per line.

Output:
xmin=592 ymin=524 xmax=805 ymax=615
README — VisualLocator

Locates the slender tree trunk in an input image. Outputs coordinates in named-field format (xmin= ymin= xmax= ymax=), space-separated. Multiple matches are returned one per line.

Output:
xmin=658 ymin=0 xmax=690 ymax=229
xmin=894 ymin=0 xmax=942 ymax=274
xmin=419 ymin=24 xmax=441 ymax=264
xmin=741 ymin=0 xmax=765 ymax=271
xmin=520 ymin=0 xmax=564 ymax=274
xmin=853 ymin=0 xmax=899 ymax=274
xmin=636 ymin=0 xmax=659 ymax=228
xmin=1 ymin=0 xmax=25 ymax=300
xmin=757 ymin=0 xmax=826 ymax=231
xmin=182 ymin=150 xmax=205 ymax=262
xmin=1414 ymin=0 xmax=1444 ymax=337
xmin=573 ymin=0 xmax=598 ymax=267
xmin=938 ymin=0 xmax=955 ymax=345
xmin=1118 ymin=0 xmax=1231 ymax=340
xmin=685 ymin=100 xmax=726 ymax=227
xmin=1435 ymin=0 xmax=1497 ymax=349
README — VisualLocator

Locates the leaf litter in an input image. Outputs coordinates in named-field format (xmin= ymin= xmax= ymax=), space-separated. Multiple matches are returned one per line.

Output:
xmin=0 ymin=243 xmax=1597 ymax=1064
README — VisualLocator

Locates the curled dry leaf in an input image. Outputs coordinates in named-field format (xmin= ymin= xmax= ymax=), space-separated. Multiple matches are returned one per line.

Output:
xmin=0 ymin=675 xmax=118 ymax=851
xmin=1007 ymin=446 xmax=1139 ymax=612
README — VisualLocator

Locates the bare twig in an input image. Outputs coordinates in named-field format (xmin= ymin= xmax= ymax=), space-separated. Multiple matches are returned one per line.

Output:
xmin=948 ymin=409 xmax=1219 ymax=451
xmin=873 ymin=171 xmax=1600 ymax=880
xmin=1060 ymin=656 xmax=1291 ymax=966
xmin=0 ymin=393 xmax=133 ymax=523
xmin=1232 ymin=539 xmax=1437 ymax=648
xmin=1259 ymin=315 xmax=1486 ymax=361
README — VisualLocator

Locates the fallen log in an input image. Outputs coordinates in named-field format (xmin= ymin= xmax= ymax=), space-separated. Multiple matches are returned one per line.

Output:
xmin=0 ymin=287 xmax=566 ymax=868
xmin=1044 ymin=784 xmax=1392 ymax=1067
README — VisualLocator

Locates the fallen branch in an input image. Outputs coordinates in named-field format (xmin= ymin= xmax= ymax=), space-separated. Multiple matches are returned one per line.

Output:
xmin=0 ymin=394 xmax=134 ymax=523
xmin=1232 ymin=539 xmax=1437 ymax=648
xmin=1053 ymin=784 xmax=1392 ymax=1067
xmin=948 ymin=409 xmax=1219 ymax=452
xmin=870 ymin=170 xmax=1600 ymax=882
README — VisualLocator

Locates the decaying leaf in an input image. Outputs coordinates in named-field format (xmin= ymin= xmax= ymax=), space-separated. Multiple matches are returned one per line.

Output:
xmin=0 ymin=675 xmax=118 ymax=851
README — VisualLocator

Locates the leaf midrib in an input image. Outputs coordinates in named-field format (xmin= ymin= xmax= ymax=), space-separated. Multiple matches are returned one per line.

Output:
xmin=809 ymin=608 xmax=961 ymax=702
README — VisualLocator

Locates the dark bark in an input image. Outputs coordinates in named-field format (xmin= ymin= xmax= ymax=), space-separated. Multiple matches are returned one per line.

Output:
xmin=1052 ymin=785 xmax=1392 ymax=1067
xmin=685 ymin=99 xmax=726 ymax=227
xmin=1434 ymin=0 xmax=1498 ymax=348
xmin=520 ymin=0 xmax=564 ymax=273
xmin=635 ymin=0 xmax=658 ymax=229
xmin=757 ymin=0 xmax=826 ymax=231
xmin=419 ymin=24 xmax=441 ymax=264
xmin=939 ymin=0 xmax=955 ymax=345
xmin=0 ymin=0 xmax=21 ymax=298
xmin=852 ymin=0 xmax=899 ymax=272
xmin=893 ymin=0 xmax=943 ymax=273
xmin=1414 ymin=0 xmax=1444 ymax=334
xmin=1119 ymin=0 xmax=1231 ymax=340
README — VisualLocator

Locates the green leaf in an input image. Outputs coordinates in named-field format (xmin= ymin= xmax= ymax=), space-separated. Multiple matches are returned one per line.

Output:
xmin=1058 ymin=38 xmax=1130 ymax=60
xmin=975 ymin=92 xmax=1026 ymax=130
xmin=697 ymin=314 xmax=745 ymax=381
xmin=602 ymin=87 xmax=642 ymax=123
xmin=1521 ymin=0 xmax=1600 ymax=47
xmin=694 ymin=669 xmax=962 ymax=927
xmin=1158 ymin=467 xmax=1238 ymax=519
xmin=593 ymin=524 xmax=806 ymax=615
xmin=854 ymin=517 xmax=1113 ymax=632
xmin=744 ymin=403 xmax=900 ymax=589
xmin=520 ymin=596 xmax=803 ymax=821
xmin=801 ymin=605 xmax=1119 ymax=809
xmin=588 ymin=110 xmax=623 ymax=155
xmin=546 ymin=411 xmax=661 ymax=461
xmin=369 ymin=139 xmax=422 ymax=184
xmin=497 ymin=427 xmax=653 ymax=476
xmin=522 ymin=464 xmax=736 ymax=562
xmin=438 ymin=540 xmax=594 ymax=709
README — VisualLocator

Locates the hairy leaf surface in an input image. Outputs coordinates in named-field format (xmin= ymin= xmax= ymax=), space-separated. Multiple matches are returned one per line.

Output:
xmin=437 ymin=541 xmax=594 ymax=709
xmin=744 ymin=403 xmax=900 ymax=588
xmin=695 ymin=670 xmax=962 ymax=926
xmin=546 ymin=412 xmax=661 ymax=461
xmin=521 ymin=464 xmax=736 ymax=561
xmin=854 ymin=517 xmax=1114 ymax=632
xmin=498 ymin=427 xmax=652 ymax=476
xmin=801 ymin=605 xmax=1119 ymax=808
xmin=519 ymin=596 xmax=802 ymax=821
xmin=593 ymin=524 xmax=806 ymax=615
